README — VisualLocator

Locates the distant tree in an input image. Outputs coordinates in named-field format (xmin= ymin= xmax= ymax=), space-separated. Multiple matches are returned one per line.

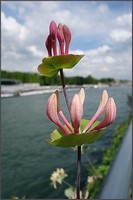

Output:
xmin=85 ymin=75 xmax=98 ymax=84
xmin=100 ymin=78 xmax=115 ymax=83
xmin=1 ymin=70 xmax=118 ymax=86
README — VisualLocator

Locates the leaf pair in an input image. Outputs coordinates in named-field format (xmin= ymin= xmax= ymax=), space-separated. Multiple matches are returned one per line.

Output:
xmin=38 ymin=54 xmax=84 ymax=77
xmin=47 ymin=119 xmax=104 ymax=147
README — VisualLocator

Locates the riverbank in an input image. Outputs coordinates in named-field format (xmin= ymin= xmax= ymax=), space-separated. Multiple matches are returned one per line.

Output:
xmin=1 ymin=83 xmax=110 ymax=98
xmin=1 ymin=83 xmax=131 ymax=98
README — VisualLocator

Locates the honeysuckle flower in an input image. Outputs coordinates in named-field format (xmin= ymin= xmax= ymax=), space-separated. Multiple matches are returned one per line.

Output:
xmin=57 ymin=25 xmax=65 ymax=55
xmin=83 ymin=90 xmax=109 ymax=132
xmin=49 ymin=20 xmax=57 ymax=56
xmin=46 ymin=20 xmax=71 ymax=57
xmin=37 ymin=20 xmax=84 ymax=77
xmin=89 ymin=97 xmax=116 ymax=132
xmin=67 ymin=190 xmax=89 ymax=199
xmin=45 ymin=34 xmax=52 ymax=57
xmin=50 ymin=168 xmax=68 ymax=189
xmin=70 ymin=88 xmax=85 ymax=134
xmin=63 ymin=24 xmax=71 ymax=55
xmin=70 ymin=94 xmax=83 ymax=134
xmin=47 ymin=88 xmax=116 ymax=135
xmin=87 ymin=176 xmax=95 ymax=186
xmin=46 ymin=90 xmax=72 ymax=135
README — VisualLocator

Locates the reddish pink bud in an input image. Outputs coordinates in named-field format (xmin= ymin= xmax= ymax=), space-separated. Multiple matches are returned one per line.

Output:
xmin=63 ymin=25 xmax=71 ymax=54
xmin=49 ymin=20 xmax=57 ymax=56
xmin=90 ymin=98 xmax=116 ymax=132
xmin=45 ymin=34 xmax=52 ymax=57
xmin=50 ymin=20 xmax=57 ymax=38
xmin=58 ymin=23 xmax=63 ymax=31
xmin=57 ymin=29 xmax=64 ymax=55
xmin=70 ymin=94 xmax=83 ymax=134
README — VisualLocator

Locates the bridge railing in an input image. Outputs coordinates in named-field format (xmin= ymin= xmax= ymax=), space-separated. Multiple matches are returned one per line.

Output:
xmin=98 ymin=121 xmax=132 ymax=199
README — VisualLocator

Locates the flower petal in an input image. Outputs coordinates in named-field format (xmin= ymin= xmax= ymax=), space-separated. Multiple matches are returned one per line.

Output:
xmin=55 ymin=90 xmax=73 ymax=132
xmin=78 ymin=87 xmax=85 ymax=105
xmin=63 ymin=25 xmax=71 ymax=54
xmin=58 ymin=23 xmax=63 ymax=31
xmin=83 ymin=90 xmax=108 ymax=132
xmin=90 ymin=98 xmax=116 ymax=132
xmin=45 ymin=34 xmax=52 ymax=57
xmin=57 ymin=23 xmax=64 ymax=55
xmin=46 ymin=92 xmax=70 ymax=135
xmin=50 ymin=20 xmax=57 ymax=38
xmin=46 ymin=93 xmax=58 ymax=124
xmin=57 ymin=29 xmax=64 ymax=55
xmin=50 ymin=20 xmax=57 ymax=56
xmin=70 ymin=94 xmax=83 ymax=133
xmin=99 ymin=89 xmax=108 ymax=108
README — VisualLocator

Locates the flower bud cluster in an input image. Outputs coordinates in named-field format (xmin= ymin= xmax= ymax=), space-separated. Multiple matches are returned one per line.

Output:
xmin=45 ymin=20 xmax=71 ymax=57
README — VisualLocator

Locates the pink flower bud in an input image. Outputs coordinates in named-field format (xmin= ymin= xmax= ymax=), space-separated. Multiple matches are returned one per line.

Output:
xmin=57 ymin=29 xmax=64 ymax=55
xmin=90 ymin=98 xmax=116 ymax=132
xmin=45 ymin=34 xmax=52 ymax=57
xmin=78 ymin=88 xmax=85 ymax=105
xmin=49 ymin=20 xmax=57 ymax=56
xmin=99 ymin=90 xmax=108 ymax=108
xmin=70 ymin=94 xmax=83 ymax=134
xmin=63 ymin=25 xmax=71 ymax=54
xmin=46 ymin=92 xmax=70 ymax=135
xmin=83 ymin=90 xmax=108 ymax=132
xmin=46 ymin=93 xmax=60 ymax=125
xmin=50 ymin=20 xmax=57 ymax=38
xmin=55 ymin=90 xmax=73 ymax=132
xmin=58 ymin=23 xmax=63 ymax=31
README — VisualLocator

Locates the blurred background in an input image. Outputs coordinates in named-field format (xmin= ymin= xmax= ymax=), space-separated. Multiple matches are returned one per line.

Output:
xmin=1 ymin=1 xmax=132 ymax=199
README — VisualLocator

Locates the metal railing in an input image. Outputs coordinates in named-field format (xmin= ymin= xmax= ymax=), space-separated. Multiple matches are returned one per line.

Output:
xmin=99 ymin=121 xmax=132 ymax=199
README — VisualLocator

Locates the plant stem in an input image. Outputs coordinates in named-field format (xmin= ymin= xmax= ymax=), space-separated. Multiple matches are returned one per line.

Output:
xmin=76 ymin=146 xmax=81 ymax=199
xmin=63 ymin=179 xmax=73 ymax=188
xmin=60 ymin=69 xmax=70 ymax=112
xmin=85 ymin=154 xmax=99 ymax=177
xmin=59 ymin=69 xmax=81 ymax=199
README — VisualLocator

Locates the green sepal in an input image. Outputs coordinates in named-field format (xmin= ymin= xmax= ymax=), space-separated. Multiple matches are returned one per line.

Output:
xmin=47 ymin=119 xmax=105 ymax=147
xmin=64 ymin=187 xmax=76 ymax=198
xmin=37 ymin=54 xmax=84 ymax=77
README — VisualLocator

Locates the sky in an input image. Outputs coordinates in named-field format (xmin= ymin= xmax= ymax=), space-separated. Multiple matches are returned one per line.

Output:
xmin=1 ymin=1 xmax=132 ymax=80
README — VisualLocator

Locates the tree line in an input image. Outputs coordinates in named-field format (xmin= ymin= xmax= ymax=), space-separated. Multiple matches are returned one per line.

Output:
xmin=1 ymin=70 xmax=115 ymax=85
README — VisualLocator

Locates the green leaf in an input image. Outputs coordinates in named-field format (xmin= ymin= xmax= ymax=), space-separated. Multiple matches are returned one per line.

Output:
xmin=37 ymin=54 xmax=84 ymax=77
xmin=47 ymin=119 xmax=105 ymax=147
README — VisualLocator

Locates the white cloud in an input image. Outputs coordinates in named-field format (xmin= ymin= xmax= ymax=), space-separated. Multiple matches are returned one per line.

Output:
xmin=1 ymin=11 xmax=28 ymax=41
xmin=110 ymin=29 xmax=132 ymax=42
xmin=27 ymin=46 xmax=44 ymax=57
xmin=98 ymin=4 xmax=109 ymax=13
xmin=64 ymin=43 xmax=131 ymax=80
xmin=115 ymin=13 xmax=132 ymax=28
xmin=100 ymin=67 xmax=109 ymax=72
xmin=1 ymin=1 xmax=132 ymax=80
xmin=86 ymin=45 xmax=111 ymax=56
xmin=69 ymin=49 xmax=85 ymax=55
xmin=104 ymin=56 xmax=116 ymax=64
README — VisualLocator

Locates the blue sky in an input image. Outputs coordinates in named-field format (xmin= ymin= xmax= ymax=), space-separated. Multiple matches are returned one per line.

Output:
xmin=1 ymin=1 xmax=132 ymax=80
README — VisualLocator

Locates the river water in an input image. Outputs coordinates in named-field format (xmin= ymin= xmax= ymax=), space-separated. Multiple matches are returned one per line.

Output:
xmin=1 ymin=85 xmax=132 ymax=198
